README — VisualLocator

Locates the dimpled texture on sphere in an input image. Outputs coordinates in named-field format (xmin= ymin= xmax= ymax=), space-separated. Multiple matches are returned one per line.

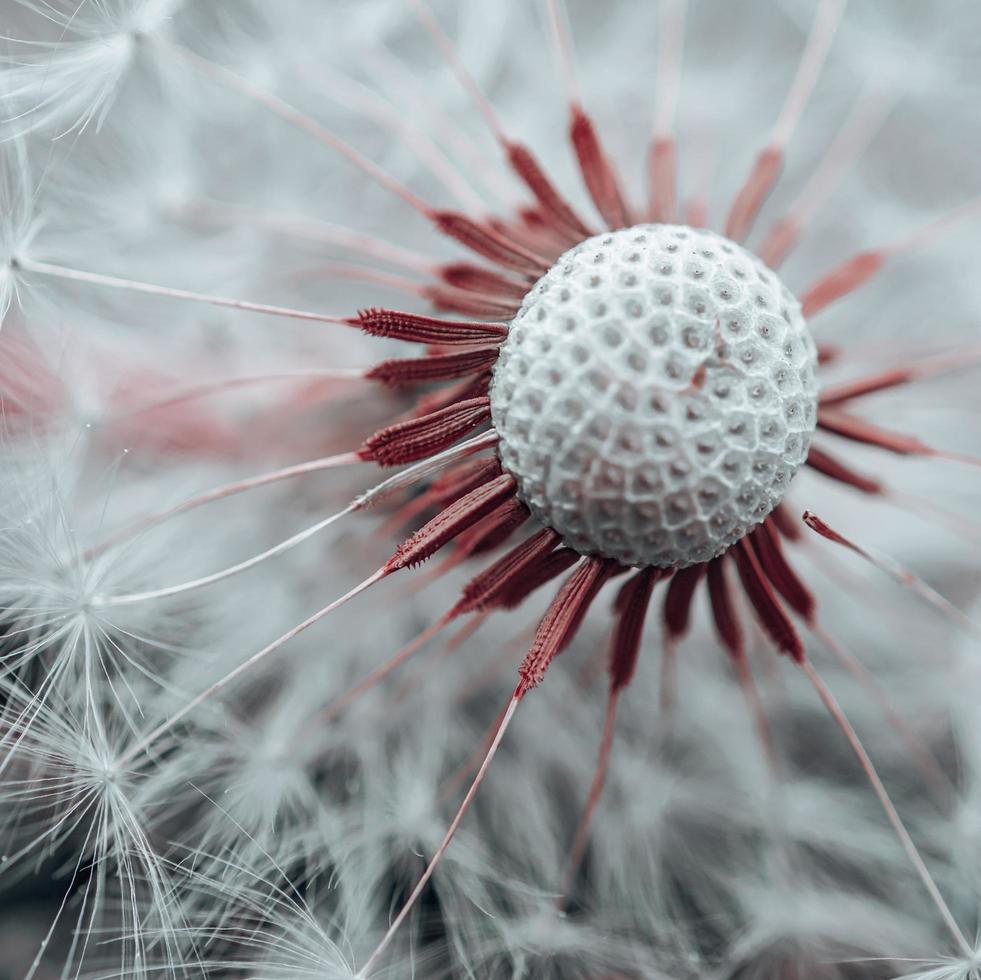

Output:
xmin=490 ymin=224 xmax=819 ymax=568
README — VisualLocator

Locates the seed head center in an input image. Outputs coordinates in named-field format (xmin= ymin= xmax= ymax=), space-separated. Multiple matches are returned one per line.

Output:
xmin=489 ymin=224 xmax=819 ymax=568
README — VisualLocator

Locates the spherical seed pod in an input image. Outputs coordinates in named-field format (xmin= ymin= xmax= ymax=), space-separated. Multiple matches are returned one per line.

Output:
xmin=490 ymin=224 xmax=819 ymax=568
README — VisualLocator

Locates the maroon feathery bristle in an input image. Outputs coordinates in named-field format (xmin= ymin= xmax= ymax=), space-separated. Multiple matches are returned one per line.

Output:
xmin=438 ymin=262 xmax=529 ymax=301
xmin=801 ymin=250 xmax=886 ymax=318
xmin=448 ymin=497 xmax=530 ymax=561
xmin=749 ymin=520 xmax=816 ymax=622
xmin=427 ymin=457 xmax=503 ymax=509
xmin=724 ymin=146 xmax=783 ymax=243
xmin=769 ymin=502 xmax=803 ymax=541
xmin=360 ymin=397 xmax=491 ymax=466
xmin=366 ymin=346 xmax=500 ymax=387
xmin=518 ymin=557 xmax=618 ymax=693
xmin=353 ymin=308 xmax=507 ymax=345
xmin=663 ymin=564 xmax=707 ymax=639
xmin=648 ymin=136 xmax=678 ymax=224
xmin=512 ymin=207 xmax=573 ymax=254
xmin=820 ymin=367 xmax=920 ymax=406
xmin=495 ymin=548 xmax=584 ymax=611
xmin=485 ymin=213 xmax=561 ymax=256
xmin=806 ymin=444 xmax=883 ymax=494
xmin=413 ymin=372 xmax=493 ymax=418
xmin=431 ymin=210 xmax=549 ymax=275
xmin=801 ymin=510 xmax=853 ymax=550
xmin=569 ymin=104 xmax=629 ymax=229
xmin=505 ymin=140 xmax=594 ymax=242
xmin=425 ymin=285 xmax=522 ymax=320
xmin=453 ymin=528 xmax=562 ymax=614
xmin=386 ymin=472 xmax=517 ymax=571
xmin=817 ymin=410 xmax=934 ymax=456
xmin=608 ymin=568 xmax=659 ymax=692
xmin=706 ymin=558 xmax=744 ymax=659
xmin=732 ymin=538 xmax=803 ymax=660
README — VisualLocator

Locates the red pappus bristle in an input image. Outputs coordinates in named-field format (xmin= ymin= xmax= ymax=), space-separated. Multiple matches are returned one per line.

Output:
xmin=485 ymin=212 xmax=563 ymax=256
xmin=806 ymin=444 xmax=883 ymax=494
xmin=412 ymin=371 xmax=493 ymax=418
xmin=663 ymin=563 xmax=706 ymax=640
xmin=431 ymin=210 xmax=549 ymax=276
xmin=438 ymin=262 xmax=529 ymax=301
xmin=608 ymin=568 xmax=660 ymax=691
xmin=360 ymin=396 xmax=491 ymax=466
xmin=518 ymin=557 xmax=620 ymax=693
xmin=425 ymin=285 xmax=522 ymax=319
xmin=569 ymin=104 xmax=630 ymax=229
xmin=354 ymin=307 xmax=507 ymax=345
xmin=732 ymin=538 xmax=804 ymax=660
xmin=769 ymin=501 xmax=803 ymax=541
xmin=446 ymin=496 xmax=530 ymax=562
xmin=453 ymin=528 xmax=561 ymax=615
xmin=801 ymin=250 xmax=886 ymax=318
xmin=497 ymin=547 xmax=582 ymax=611
xmin=749 ymin=519 xmax=816 ymax=622
xmin=706 ymin=558 xmax=744 ymax=660
xmin=820 ymin=367 xmax=918 ymax=406
xmin=385 ymin=457 xmax=505 ymax=539
xmin=366 ymin=346 xmax=500 ymax=387
xmin=386 ymin=472 xmax=517 ymax=571
xmin=647 ymin=136 xmax=678 ymax=224
xmin=801 ymin=510 xmax=850 ymax=549
xmin=817 ymin=409 xmax=934 ymax=456
xmin=427 ymin=457 xmax=504 ymax=509
xmin=513 ymin=207 xmax=577 ymax=257
xmin=817 ymin=344 xmax=840 ymax=365
xmin=505 ymin=139 xmax=595 ymax=243
xmin=725 ymin=146 xmax=783 ymax=243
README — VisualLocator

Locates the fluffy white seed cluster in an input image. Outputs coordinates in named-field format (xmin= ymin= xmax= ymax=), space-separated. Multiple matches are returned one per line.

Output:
xmin=490 ymin=224 xmax=820 ymax=568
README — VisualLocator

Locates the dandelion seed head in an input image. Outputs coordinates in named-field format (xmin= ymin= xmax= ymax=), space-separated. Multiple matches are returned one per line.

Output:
xmin=491 ymin=224 xmax=818 ymax=567
xmin=2 ymin=1 xmax=981 ymax=976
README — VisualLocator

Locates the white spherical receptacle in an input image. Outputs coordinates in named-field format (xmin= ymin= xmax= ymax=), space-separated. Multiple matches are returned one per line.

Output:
xmin=490 ymin=224 xmax=819 ymax=569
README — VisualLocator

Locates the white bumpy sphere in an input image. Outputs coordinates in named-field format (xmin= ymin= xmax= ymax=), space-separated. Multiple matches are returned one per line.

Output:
xmin=490 ymin=224 xmax=819 ymax=568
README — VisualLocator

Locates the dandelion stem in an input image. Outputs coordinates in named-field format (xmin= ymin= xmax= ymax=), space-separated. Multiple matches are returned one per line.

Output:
xmin=733 ymin=651 xmax=779 ymax=775
xmin=804 ymin=511 xmax=981 ymax=639
xmin=771 ymin=0 xmax=848 ymax=149
xmin=95 ymin=502 xmax=358 ymax=606
xmin=112 ymin=369 xmax=366 ymax=418
xmin=559 ymin=687 xmax=619 ymax=905
xmin=321 ymin=610 xmax=456 ymax=721
xmin=174 ymin=198 xmax=438 ymax=274
xmin=810 ymin=621 xmax=953 ymax=800
xmin=819 ymin=344 xmax=981 ymax=406
xmin=802 ymin=193 xmax=981 ymax=317
xmin=95 ymin=433 xmax=498 ymax=605
xmin=801 ymin=657 xmax=973 ymax=959
xmin=760 ymin=86 xmax=895 ymax=267
xmin=118 ymin=566 xmax=389 ymax=768
xmin=406 ymin=0 xmax=507 ymax=144
xmin=155 ymin=38 xmax=432 ymax=217
xmin=887 ymin=194 xmax=981 ymax=255
xmin=653 ymin=0 xmax=687 ymax=139
xmin=309 ymin=62 xmax=489 ymax=214
xmin=544 ymin=0 xmax=580 ymax=105
xmin=725 ymin=0 xmax=847 ymax=241
xmin=647 ymin=0 xmax=687 ymax=222
xmin=88 ymin=450 xmax=366 ymax=559
xmin=357 ymin=689 xmax=522 ymax=978
xmin=12 ymin=256 xmax=348 ymax=325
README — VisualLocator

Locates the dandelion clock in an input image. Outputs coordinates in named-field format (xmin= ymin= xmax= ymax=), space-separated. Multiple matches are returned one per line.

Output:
xmin=2 ymin=2 xmax=981 ymax=978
